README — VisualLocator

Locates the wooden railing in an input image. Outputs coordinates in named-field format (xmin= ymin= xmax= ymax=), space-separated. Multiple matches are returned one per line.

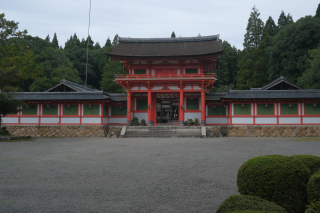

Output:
xmin=114 ymin=73 xmax=216 ymax=80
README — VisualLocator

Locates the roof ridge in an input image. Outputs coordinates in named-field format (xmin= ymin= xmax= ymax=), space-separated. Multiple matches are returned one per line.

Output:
xmin=118 ymin=35 xmax=220 ymax=43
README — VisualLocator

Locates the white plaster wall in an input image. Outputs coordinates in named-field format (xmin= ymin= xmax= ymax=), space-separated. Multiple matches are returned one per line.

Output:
xmin=109 ymin=117 xmax=127 ymax=124
xmin=206 ymin=117 xmax=228 ymax=124
xmin=61 ymin=117 xmax=80 ymax=124
xmin=103 ymin=117 xmax=109 ymax=124
xmin=232 ymin=117 xmax=254 ymax=124
xmin=41 ymin=117 xmax=59 ymax=123
xmin=82 ymin=117 xmax=101 ymax=124
xmin=169 ymin=86 xmax=179 ymax=90
xmin=2 ymin=117 xmax=18 ymax=123
xmin=184 ymin=86 xmax=192 ymax=90
xmin=255 ymin=117 xmax=277 ymax=124
xmin=193 ymin=86 xmax=200 ymax=90
xmin=135 ymin=113 xmax=148 ymax=122
xmin=279 ymin=117 xmax=300 ymax=124
xmin=177 ymin=69 xmax=180 ymax=75
xmin=132 ymin=86 xmax=139 ymax=90
xmin=303 ymin=117 xmax=320 ymax=124
xmin=184 ymin=112 xmax=201 ymax=121
xmin=20 ymin=117 xmax=38 ymax=123
xmin=140 ymin=86 xmax=148 ymax=90
xmin=152 ymin=86 xmax=163 ymax=90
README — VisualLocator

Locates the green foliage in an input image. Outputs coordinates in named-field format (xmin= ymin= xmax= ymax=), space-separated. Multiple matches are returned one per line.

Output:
xmin=194 ymin=118 xmax=199 ymax=124
xmin=0 ymin=92 xmax=25 ymax=128
xmin=265 ymin=16 xmax=278 ymax=37
xmin=140 ymin=119 xmax=146 ymax=125
xmin=229 ymin=211 xmax=281 ymax=213
xmin=186 ymin=118 xmax=196 ymax=125
xmin=278 ymin=11 xmax=294 ymax=30
xmin=104 ymin=37 xmax=111 ymax=48
xmin=237 ymin=155 xmax=310 ymax=213
xmin=132 ymin=117 xmax=139 ymax=125
xmin=112 ymin=34 xmax=119 ymax=46
xmin=265 ymin=16 xmax=320 ymax=84
xmin=64 ymin=33 xmax=80 ymax=49
xmin=171 ymin=31 xmax=176 ymax=38
xmin=100 ymin=58 xmax=126 ymax=93
xmin=216 ymin=195 xmax=287 ymax=213
xmin=298 ymin=45 xmax=320 ymax=89
xmin=0 ymin=13 xmax=27 ymax=46
xmin=243 ymin=6 xmax=264 ymax=49
xmin=0 ymin=126 xmax=9 ymax=135
xmin=316 ymin=4 xmax=320 ymax=19
xmin=52 ymin=33 xmax=59 ymax=48
xmin=306 ymin=199 xmax=320 ymax=213
xmin=307 ymin=169 xmax=320 ymax=202
xmin=291 ymin=155 xmax=320 ymax=175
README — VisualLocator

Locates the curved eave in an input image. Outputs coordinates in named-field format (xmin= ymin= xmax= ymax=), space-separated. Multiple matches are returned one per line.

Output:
xmin=105 ymin=51 xmax=223 ymax=60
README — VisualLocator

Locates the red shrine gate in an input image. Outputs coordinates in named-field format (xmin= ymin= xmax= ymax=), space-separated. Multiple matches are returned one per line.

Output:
xmin=106 ymin=35 xmax=223 ymax=125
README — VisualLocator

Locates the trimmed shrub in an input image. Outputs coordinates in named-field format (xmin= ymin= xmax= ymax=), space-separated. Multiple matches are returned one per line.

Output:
xmin=216 ymin=195 xmax=287 ymax=213
xmin=291 ymin=155 xmax=320 ymax=175
xmin=237 ymin=155 xmax=310 ymax=213
xmin=229 ymin=211 xmax=281 ymax=213
xmin=307 ymin=169 xmax=320 ymax=202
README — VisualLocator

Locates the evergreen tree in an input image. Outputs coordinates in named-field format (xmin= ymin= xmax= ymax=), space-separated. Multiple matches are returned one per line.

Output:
xmin=104 ymin=37 xmax=111 ymax=48
xmin=171 ymin=31 xmax=176 ymax=38
xmin=112 ymin=34 xmax=119 ymax=45
xmin=316 ymin=3 xmax=320 ymax=19
xmin=45 ymin=34 xmax=50 ymax=43
xmin=264 ymin=16 xmax=278 ymax=36
xmin=278 ymin=11 xmax=293 ymax=30
xmin=65 ymin=33 xmax=80 ymax=49
xmin=52 ymin=32 xmax=59 ymax=48
xmin=94 ymin=42 xmax=101 ymax=49
xmin=243 ymin=6 xmax=264 ymax=48
xmin=100 ymin=60 xmax=126 ymax=93
xmin=236 ymin=6 xmax=266 ymax=89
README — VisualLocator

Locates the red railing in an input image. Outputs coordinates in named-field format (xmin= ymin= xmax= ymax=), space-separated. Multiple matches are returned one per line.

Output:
xmin=114 ymin=73 xmax=216 ymax=80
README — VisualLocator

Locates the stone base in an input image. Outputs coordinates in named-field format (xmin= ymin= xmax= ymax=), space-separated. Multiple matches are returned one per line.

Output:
xmin=6 ymin=125 xmax=109 ymax=138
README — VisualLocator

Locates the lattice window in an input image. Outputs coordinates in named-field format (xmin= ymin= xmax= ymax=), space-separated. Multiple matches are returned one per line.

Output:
xmin=135 ymin=70 xmax=146 ymax=74
xmin=63 ymin=105 xmax=78 ymax=115
xmin=43 ymin=105 xmax=58 ymax=115
xmin=187 ymin=98 xmax=199 ymax=110
xmin=137 ymin=99 xmax=148 ymax=110
xmin=186 ymin=69 xmax=198 ymax=74
xmin=111 ymin=106 xmax=127 ymax=116
xmin=22 ymin=105 xmax=37 ymax=115
xmin=234 ymin=104 xmax=251 ymax=115
xmin=305 ymin=104 xmax=320 ymax=115
xmin=208 ymin=106 xmax=226 ymax=116
xmin=103 ymin=105 xmax=109 ymax=116
xmin=84 ymin=105 xmax=99 ymax=115
xmin=281 ymin=104 xmax=298 ymax=115
xmin=257 ymin=104 xmax=274 ymax=115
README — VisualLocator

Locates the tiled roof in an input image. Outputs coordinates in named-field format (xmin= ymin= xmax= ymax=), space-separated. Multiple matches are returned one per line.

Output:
xmin=107 ymin=35 xmax=223 ymax=58
xmin=45 ymin=79 xmax=101 ymax=92
xmin=205 ymin=93 xmax=227 ymax=101
xmin=225 ymin=90 xmax=320 ymax=99
xmin=13 ymin=92 xmax=107 ymax=100
xmin=255 ymin=76 xmax=303 ymax=90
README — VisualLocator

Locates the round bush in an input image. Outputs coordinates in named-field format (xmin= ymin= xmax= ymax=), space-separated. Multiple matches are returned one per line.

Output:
xmin=216 ymin=195 xmax=287 ymax=213
xmin=307 ymin=169 xmax=320 ymax=202
xmin=291 ymin=155 xmax=320 ymax=175
xmin=237 ymin=155 xmax=310 ymax=213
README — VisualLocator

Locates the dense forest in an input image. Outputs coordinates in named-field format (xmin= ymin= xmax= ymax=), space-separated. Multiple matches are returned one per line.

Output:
xmin=1 ymin=4 xmax=320 ymax=94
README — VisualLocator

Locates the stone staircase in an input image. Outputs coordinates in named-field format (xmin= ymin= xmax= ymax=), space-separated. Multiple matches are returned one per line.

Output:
xmin=122 ymin=126 xmax=206 ymax=138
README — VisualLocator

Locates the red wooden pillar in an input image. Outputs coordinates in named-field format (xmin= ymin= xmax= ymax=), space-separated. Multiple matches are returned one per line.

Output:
xmin=179 ymin=89 xmax=184 ymax=125
xmin=147 ymin=89 xmax=153 ymax=125
xmin=127 ymin=90 xmax=131 ymax=125
xmin=201 ymin=87 xmax=205 ymax=125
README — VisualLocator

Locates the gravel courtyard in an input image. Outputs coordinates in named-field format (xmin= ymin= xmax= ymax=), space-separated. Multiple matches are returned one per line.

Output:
xmin=1 ymin=137 xmax=320 ymax=213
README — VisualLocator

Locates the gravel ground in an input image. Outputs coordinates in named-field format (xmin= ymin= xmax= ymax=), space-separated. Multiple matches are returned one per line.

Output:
xmin=1 ymin=137 xmax=320 ymax=213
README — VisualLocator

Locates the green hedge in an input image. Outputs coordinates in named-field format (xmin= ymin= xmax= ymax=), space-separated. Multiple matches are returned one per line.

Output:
xmin=237 ymin=155 xmax=310 ymax=213
xmin=291 ymin=155 xmax=320 ymax=175
xmin=307 ymin=169 xmax=320 ymax=202
xmin=229 ymin=211 xmax=282 ymax=213
xmin=216 ymin=195 xmax=287 ymax=213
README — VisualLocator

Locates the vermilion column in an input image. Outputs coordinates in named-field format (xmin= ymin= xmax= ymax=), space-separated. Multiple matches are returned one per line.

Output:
xmin=127 ymin=90 xmax=131 ymax=125
xmin=148 ymin=89 xmax=153 ymax=125
xmin=201 ymin=87 xmax=205 ymax=125
xmin=180 ymin=89 xmax=184 ymax=125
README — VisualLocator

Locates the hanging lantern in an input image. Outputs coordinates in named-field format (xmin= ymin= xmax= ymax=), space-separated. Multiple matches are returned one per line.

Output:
xmin=313 ymin=103 xmax=317 ymax=107
xmin=265 ymin=103 xmax=268 ymax=107
xmin=213 ymin=105 xmax=216 ymax=109
xmin=289 ymin=103 xmax=292 ymax=107
xmin=47 ymin=104 xmax=50 ymax=108
xmin=241 ymin=103 xmax=244 ymax=107
xmin=89 ymin=104 xmax=92 ymax=108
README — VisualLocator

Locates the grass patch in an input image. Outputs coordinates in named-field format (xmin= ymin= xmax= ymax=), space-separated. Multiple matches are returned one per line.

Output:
xmin=292 ymin=138 xmax=320 ymax=142
xmin=4 ymin=139 xmax=36 ymax=142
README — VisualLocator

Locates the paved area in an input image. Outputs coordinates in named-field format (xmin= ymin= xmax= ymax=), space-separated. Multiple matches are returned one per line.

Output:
xmin=1 ymin=137 xmax=320 ymax=213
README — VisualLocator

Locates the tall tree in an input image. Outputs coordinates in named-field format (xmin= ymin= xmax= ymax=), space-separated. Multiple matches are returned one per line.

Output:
xmin=316 ymin=3 xmax=320 ymax=19
xmin=100 ymin=60 xmax=126 ymax=93
xmin=104 ymin=37 xmax=111 ymax=48
xmin=266 ymin=16 xmax=320 ymax=83
xmin=52 ymin=32 xmax=59 ymax=48
xmin=0 ymin=92 xmax=25 ymax=128
xmin=298 ymin=44 xmax=320 ymax=89
xmin=171 ymin=31 xmax=176 ymax=38
xmin=112 ymin=34 xmax=119 ymax=45
xmin=94 ymin=42 xmax=101 ymax=49
xmin=243 ymin=6 xmax=264 ymax=48
xmin=65 ymin=33 xmax=80 ymax=49
xmin=236 ymin=6 xmax=266 ymax=89
xmin=278 ymin=11 xmax=294 ymax=30
xmin=45 ymin=34 xmax=50 ymax=43
xmin=264 ymin=16 xmax=278 ymax=37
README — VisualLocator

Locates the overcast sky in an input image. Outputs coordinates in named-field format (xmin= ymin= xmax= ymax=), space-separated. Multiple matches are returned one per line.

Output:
xmin=3 ymin=0 xmax=319 ymax=50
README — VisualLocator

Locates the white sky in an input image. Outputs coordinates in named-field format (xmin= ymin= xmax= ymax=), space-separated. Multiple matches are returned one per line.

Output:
xmin=3 ymin=0 xmax=319 ymax=50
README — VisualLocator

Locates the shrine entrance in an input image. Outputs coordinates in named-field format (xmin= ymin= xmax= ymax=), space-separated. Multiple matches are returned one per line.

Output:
xmin=155 ymin=93 xmax=179 ymax=124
